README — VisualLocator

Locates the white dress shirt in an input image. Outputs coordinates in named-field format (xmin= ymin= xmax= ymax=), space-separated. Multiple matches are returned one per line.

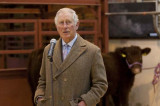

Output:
xmin=62 ymin=34 xmax=77 ymax=60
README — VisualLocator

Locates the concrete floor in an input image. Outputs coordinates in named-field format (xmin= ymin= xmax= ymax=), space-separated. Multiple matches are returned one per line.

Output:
xmin=129 ymin=68 xmax=160 ymax=106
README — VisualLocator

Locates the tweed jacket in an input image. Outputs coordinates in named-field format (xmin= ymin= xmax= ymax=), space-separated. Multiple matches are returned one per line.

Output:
xmin=34 ymin=35 xmax=108 ymax=106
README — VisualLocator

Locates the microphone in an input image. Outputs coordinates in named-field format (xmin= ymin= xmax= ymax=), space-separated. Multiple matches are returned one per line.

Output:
xmin=48 ymin=38 xmax=57 ymax=59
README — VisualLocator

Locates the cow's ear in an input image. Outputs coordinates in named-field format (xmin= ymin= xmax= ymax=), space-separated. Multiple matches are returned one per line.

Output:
xmin=142 ymin=48 xmax=151 ymax=56
xmin=115 ymin=47 xmax=126 ymax=57
xmin=121 ymin=53 xmax=126 ymax=58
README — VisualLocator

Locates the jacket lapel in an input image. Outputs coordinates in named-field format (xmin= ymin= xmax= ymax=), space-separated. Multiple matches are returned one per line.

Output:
xmin=53 ymin=39 xmax=63 ymax=70
xmin=54 ymin=35 xmax=87 ymax=78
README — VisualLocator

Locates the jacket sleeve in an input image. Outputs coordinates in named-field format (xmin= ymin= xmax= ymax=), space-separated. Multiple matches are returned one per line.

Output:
xmin=34 ymin=47 xmax=47 ymax=103
xmin=81 ymin=48 xmax=108 ymax=106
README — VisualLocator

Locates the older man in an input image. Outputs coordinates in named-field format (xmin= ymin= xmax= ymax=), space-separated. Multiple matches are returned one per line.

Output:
xmin=34 ymin=8 xmax=108 ymax=106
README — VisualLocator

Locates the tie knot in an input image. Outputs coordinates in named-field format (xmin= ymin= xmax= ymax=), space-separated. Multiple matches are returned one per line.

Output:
xmin=64 ymin=44 xmax=69 ymax=47
xmin=63 ymin=44 xmax=70 ymax=60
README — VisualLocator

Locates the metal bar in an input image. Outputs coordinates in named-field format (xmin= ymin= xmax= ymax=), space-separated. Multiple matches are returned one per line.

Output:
xmin=0 ymin=68 xmax=27 ymax=77
xmin=39 ymin=19 xmax=97 ymax=23
xmin=40 ymin=31 xmax=96 ymax=35
xmin=103 ymin=0 xmax=109 ymax=53
xmin=0 ymin=0 xmax=100 ymax=5
xmin=49 ymin=61 xmax=54 ymax=106
xmin=34 ymin=20 xmax=38 ymax=49
xmin=38 ymin=19 xmax=54 ymax=23
xmin=94 ymin=20 xmax=98 ymax=45
xmin=41 ymin=31 xmax=58 ymax=35
xmin=97 ymin=5 xmax=102 ymax=48
xmin=153 ymin=15 xmax=160 ymax=38
xmin=38 ymin=19 xmax=43 ymax=48
xmin=0 ymin=31 xmax=35 ymax=36
xmin=0 ymin=68 xmax=27 ymax=72
xmin=78 ymin=31 xmax=96 ymax=35
xmin=0 ymin=8 xmax=40 ymax=14
xmin=105 ymin=11 xmax=160 ymax=16
xmin=80 ymin=20 xmax=97 ymax=23
xmin=0 ymin=19 xmax=37 ymax=23
xmin=0 ymin=50 xmax=33 ymax=54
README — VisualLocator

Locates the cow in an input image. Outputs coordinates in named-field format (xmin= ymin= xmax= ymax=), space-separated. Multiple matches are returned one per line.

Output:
xmin=27 ymin=45 xmax=151 ymax=106
xmin=27 ymin=47 xmax=44 ymax=106
xmin=101 ymin=45 xmax=151 ymax=106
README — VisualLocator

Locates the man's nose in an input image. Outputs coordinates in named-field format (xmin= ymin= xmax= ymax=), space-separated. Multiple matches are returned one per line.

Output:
xmin=63 ymin=22 xmax=67 ymax=27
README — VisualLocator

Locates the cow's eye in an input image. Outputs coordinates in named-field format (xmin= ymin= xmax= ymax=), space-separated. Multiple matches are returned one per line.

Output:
xmin=127 ymin=59 xmax=131 ymax=63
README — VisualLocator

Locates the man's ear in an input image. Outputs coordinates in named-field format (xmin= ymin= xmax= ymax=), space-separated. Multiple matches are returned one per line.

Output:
xmin=142 ymin=47 xmax=151 ymax=56
xmin=75 ymin=21 xmax=80 ymax=30
xmin=55 ymin=24 xmax=58 ymax=29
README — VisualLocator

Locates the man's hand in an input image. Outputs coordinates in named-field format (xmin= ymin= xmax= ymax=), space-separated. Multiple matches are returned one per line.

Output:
xmin=78 ymin=101 xmax=86 ymax=106
xmin=37 ymin=96 xmax=43 ymax=102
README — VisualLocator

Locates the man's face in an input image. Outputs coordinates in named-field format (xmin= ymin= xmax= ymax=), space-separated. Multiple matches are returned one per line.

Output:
xmin=56 ymin=12 xmax=79 ymax=43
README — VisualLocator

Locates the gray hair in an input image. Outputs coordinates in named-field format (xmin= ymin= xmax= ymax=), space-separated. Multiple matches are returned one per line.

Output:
xmin=54 ymin=8 xmax=79 ymax=25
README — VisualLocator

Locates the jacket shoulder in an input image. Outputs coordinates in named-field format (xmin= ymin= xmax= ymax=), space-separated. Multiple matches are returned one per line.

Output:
xmin=84 ymin=40 xmax=100 ymax=51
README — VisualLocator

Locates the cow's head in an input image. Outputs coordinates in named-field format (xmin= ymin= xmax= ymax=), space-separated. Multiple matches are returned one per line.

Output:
xmin=116 ymin=46 xmax=151 ymax=74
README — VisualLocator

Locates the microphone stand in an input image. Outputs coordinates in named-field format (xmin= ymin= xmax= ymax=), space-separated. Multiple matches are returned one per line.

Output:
xmin=49 ymin=57 xmax=54 ymax=106
xmin=48 ymin=38 xmax=56 ymax=106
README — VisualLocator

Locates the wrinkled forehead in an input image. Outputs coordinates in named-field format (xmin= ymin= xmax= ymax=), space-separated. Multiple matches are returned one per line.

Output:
xmin=57 ymin=11 xmax=74 ymax=21
xmin=57 ymin=9 xmax=74 ymax=17
xmin=58 ymin=11 xmax=73 ymax=17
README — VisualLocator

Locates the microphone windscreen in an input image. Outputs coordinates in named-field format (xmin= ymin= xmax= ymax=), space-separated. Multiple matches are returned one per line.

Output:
xmin=50 ymin=39 xmax=56 ymax=44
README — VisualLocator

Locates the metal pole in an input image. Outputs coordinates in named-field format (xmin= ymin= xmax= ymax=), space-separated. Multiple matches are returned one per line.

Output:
xmin=153 ymin=15 xmax=160 ymax=38
xmin=105 ymin=10 xmax=160 ymax=38
xmin=49 ymin=58 xmax=54 ymax=106
xmin=103 ymin=0 xmax=109 ymax=53
xmin=105 ymin=11 xmax=160 ymax=16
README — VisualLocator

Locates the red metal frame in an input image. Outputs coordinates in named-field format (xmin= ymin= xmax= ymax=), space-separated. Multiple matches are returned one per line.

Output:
xmin=0 ymin=19 xmax=38 ymax=54
xmin=0 ymin=0 xmax=100 ymax=5
xmin=0 ymin=19 xmax=38 ymax=71
xmin=102 ymin=0 xmax=109 ymax=53
xmin=0 ymin=18 xmax=100 ymax=71
xmin=0 ymin=0 xmax=109 ymax=71
xmin=0 ymin=8 xmax=40 ymax=14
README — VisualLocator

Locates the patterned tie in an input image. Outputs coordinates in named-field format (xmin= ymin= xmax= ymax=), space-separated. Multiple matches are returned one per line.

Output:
xmin=63 ymin=44 xmax=69 ymax=60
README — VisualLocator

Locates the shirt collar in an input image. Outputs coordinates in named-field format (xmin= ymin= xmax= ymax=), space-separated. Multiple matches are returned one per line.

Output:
xmin=62 ymin=33 xmax=77 ymax=47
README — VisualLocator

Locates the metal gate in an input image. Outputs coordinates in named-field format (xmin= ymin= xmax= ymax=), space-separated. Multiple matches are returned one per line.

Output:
xmin=0 ymin=19 xmax=99 ymax=73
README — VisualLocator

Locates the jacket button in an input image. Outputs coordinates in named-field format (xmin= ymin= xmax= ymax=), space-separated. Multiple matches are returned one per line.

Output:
xmin=61 ymin=97 xmax=64 ymax=100
xmin=49 ymin=96 xmax=52 ymax=99
xmin=53 ymin=77 xmax=56 ymax=81
xmin=64 ymin=78 xmax=67 ymax=81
